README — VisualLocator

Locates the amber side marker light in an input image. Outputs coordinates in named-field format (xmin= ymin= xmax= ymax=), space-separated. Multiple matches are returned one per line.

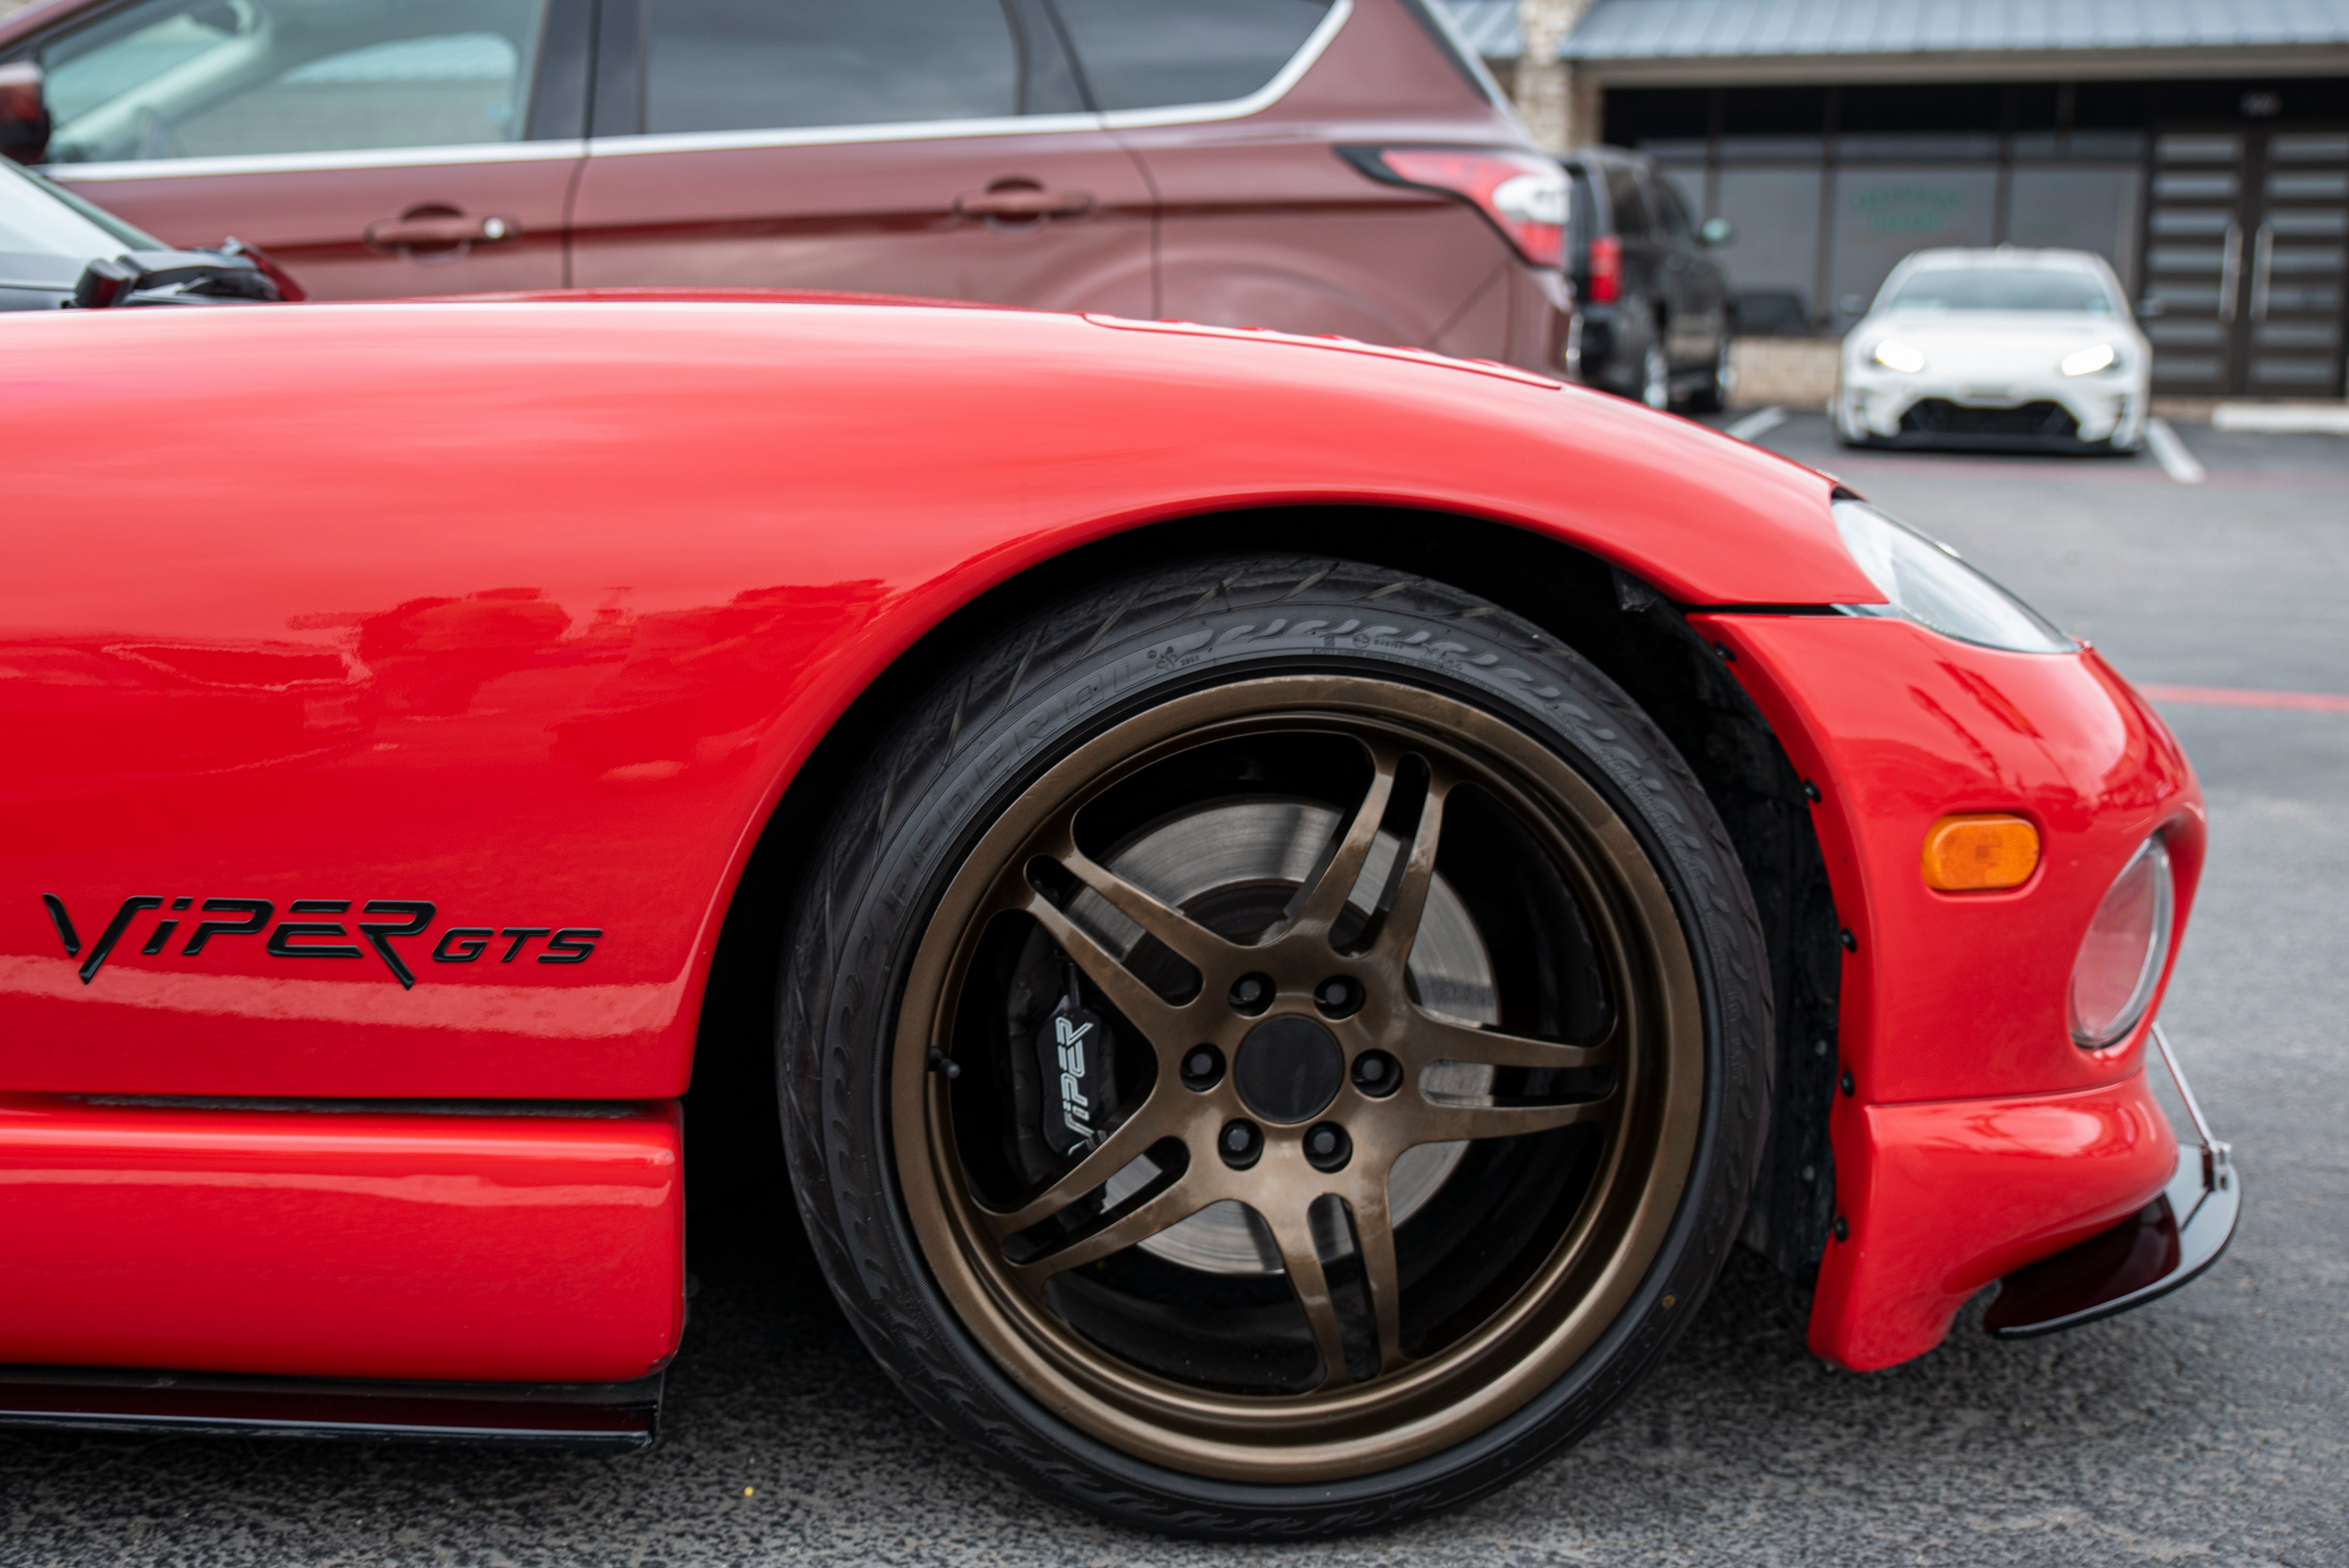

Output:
xmin=1922 ymin=814 xmax=2041 ymax=891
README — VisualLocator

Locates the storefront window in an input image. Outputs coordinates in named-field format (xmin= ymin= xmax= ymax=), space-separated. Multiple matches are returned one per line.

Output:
xmin=1713 ymin=167 xmax=1821 ymax=328
xmin=1828 ymin=166 xmax=1998 ymax=319
xmin=2008 ymin=167 xmax=2142 ymax=287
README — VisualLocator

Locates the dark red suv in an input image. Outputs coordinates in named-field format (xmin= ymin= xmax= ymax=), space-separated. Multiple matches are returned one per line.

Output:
xmin=0 ymin=0 xmax=1570 ymax=372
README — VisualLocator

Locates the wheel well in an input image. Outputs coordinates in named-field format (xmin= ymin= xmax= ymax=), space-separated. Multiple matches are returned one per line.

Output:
xmin=681 ymin=506 xmax=1842 ymax=1284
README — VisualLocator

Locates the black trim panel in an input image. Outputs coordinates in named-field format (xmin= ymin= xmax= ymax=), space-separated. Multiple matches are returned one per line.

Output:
xmin=0 ymin=1365 xmax=662 ymax=1448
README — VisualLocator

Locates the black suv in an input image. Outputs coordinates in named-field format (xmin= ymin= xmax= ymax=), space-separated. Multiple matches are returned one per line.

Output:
xmin=1562 ymin=146 xmax=1733 ymax=410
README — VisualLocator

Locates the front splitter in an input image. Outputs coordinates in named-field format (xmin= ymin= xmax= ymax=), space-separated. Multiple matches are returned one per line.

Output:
xmin=1985 ymin=1024 xmax=2240 ymax=1338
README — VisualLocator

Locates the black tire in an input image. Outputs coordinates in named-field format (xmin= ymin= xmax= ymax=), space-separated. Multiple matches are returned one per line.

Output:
xmin=1639 ymin=337 xmax=1673 ymax=411
xmin=1683 ymin=336 xmax=1732 ymax=414
xmin=777 ymin=555 xmax=1772 ymax=1538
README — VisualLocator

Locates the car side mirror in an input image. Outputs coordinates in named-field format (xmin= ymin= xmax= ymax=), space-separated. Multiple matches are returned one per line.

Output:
xmin=0 ymin=61 xmax=51 ymax=166
xmin=1699 ymin=217 xmax=1734 ymax=248
xmin=2136 ymin=297 xmax=2166 ymax=319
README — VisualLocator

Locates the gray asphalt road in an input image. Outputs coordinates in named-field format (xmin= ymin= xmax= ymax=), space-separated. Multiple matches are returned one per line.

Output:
xmin=5 ymin=413 xmax=2345 ymax=1567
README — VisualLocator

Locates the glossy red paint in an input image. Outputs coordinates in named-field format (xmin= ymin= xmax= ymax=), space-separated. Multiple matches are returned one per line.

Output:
xmin=1697 ymin=613 xmax=2203 ymax=1368
xmin=0 ymin=301 xmax=1861 ymax=1108
xmin=0 ymin=296 xmax=2203 ymax=1383
xmin=0 ymin=1096 xmax=682 ymax=1381
xmin=1807 ymin=1078 xmax=2177 ymax=1371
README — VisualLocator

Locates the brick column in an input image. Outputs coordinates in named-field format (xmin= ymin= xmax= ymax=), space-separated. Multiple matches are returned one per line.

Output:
xmin=1514 ymin=0 xmax=1599 ymax=152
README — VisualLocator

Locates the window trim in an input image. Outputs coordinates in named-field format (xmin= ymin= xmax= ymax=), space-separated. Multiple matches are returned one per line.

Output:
xmin=579 ymin=0 xmax=1351 ymax=160
xmin=13 ymin=0 xmax=590 ymax=182
xmin=44 ymin=139 xmax=587 ymax=180
xmin=1091 ymin=0 xmax=1350 ymax=129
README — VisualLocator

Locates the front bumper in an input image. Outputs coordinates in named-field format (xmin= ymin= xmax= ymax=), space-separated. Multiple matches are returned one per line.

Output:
xmin=1696 ymin=612 xmax=2206 ymax=1372
xmin=1838 ymin=366 xmax=2146 ymax=449
xmin=1984 ymin=1025 xmax=2239 ymax=1338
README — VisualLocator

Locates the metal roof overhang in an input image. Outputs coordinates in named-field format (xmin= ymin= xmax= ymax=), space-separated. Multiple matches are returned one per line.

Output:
xmin=1572 ymin=43 xmax=2349 ymax=86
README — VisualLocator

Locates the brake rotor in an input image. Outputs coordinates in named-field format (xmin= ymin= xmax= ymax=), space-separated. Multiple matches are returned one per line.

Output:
xmin=1064 ymin=798 xmax=1497 ymax=1274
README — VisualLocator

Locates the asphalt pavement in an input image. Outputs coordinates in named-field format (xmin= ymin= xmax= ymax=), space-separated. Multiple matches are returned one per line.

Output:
xmin=4 ymin=411 xmax=2345 ymax=1567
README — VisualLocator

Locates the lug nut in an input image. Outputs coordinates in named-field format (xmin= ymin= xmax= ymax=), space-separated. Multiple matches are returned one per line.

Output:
xmin=1314 ymin=976 xmax=1362 ymax=1017
xmin=1304 ymin=1121 xmax=1352 ymax=1173
xmin=1219 ymin=1119 xmax=1263 ymax=1170
xmin=1181 ymin=1044 xmax=1225 ymax=1091
xmin=1229 ymin=973 xmax=1274 ymax=1015
xmin=1351 ymin=1050 xmax=1401 ymax=1097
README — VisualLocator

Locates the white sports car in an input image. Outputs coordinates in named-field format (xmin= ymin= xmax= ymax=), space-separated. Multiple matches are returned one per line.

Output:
xmin=1835 ymin=248 xmax=2151 ymax=452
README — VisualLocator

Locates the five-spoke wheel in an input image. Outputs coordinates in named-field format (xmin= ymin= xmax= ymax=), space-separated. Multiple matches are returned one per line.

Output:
xmin=783 ymin=557 xmax=1769 ymax=1534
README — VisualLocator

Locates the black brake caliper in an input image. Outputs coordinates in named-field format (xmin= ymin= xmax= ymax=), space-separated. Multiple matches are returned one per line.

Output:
xmin=1034 ymin=958 xmax=1117 ymax=1157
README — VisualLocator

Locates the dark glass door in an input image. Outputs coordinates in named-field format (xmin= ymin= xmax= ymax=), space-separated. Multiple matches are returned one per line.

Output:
xmin=2143 ymin=129 xmax=2349 ymax=397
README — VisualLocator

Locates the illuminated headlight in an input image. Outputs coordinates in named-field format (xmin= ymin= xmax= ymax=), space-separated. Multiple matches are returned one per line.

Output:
xmin=2070 ymin=836 xmax=2176 ymax=1049
xmin=2061 ymin=343 xmax=2118 ymax=376
xmin=1832 ymin=500 xmax=2073 ymax=653
xmin=1873 ymin=340 xmax=1926 ymax=373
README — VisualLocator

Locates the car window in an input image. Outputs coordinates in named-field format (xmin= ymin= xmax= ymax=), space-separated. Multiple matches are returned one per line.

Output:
xmin=1650 ymin=175 xmax=1697 ymax=245
xmin=1602 ymin=165 xmax=1650 ymax=240
xmin=0 ymin=156 xmax=156 ymax=266
xmin=643 ymin=0 xmax=1021 ymax=135
xmin=1885 ymin=267 xmax=2116 ymax=314
xmin=40 ymin=0 xmax=548 ymax=163
xmin=1051 ymin=0 xmax=1335 ymax=112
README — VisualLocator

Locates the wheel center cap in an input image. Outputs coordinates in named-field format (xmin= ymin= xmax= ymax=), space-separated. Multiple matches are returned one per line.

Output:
xmin=1234 ymin=1014 xmax=1345 ymax=1125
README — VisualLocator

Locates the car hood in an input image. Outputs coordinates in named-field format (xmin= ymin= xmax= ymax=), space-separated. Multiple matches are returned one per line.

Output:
xmin=1850 ymin=311 xmax=2139 ymax=370
xmin=0 ymin=250 xmax=85 ymax=290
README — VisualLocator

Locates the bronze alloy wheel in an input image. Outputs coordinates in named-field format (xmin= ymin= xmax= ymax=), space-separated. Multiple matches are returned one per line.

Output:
xmin=779 ymin=555 xmax=1771 ymax=1536
xmin=893 ymin=678 xmax=1705 ymax=1480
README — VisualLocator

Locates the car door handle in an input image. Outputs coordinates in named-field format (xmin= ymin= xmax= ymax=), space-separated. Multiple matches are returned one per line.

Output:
xmin=954 ymin=188 xmax=1092 ymax=220
xmin=365 ymin=214 xmax=520 ymax=247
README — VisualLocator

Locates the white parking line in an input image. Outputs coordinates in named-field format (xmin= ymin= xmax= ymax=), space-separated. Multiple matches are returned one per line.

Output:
xmin=1724 ymin=406 xmax=1788 ymax=444
xmin=2146 ymin=419 xmax=2207 ymax=484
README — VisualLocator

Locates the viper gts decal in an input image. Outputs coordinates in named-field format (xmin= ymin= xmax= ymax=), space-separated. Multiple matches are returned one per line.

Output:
xmin=41 ymin=894 xmax=600 ymax=989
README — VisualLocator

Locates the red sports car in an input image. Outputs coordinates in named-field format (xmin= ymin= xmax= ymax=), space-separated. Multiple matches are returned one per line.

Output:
xmin=0 ymin=295 xmax=2233 ymax=1537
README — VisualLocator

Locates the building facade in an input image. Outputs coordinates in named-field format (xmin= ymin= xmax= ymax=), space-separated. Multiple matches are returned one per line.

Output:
xmin=1448 ymin=0 xmax=2349 ymax=399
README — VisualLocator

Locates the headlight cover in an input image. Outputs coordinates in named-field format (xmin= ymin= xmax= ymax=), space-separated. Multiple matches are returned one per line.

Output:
xmin=1873 ymin=340 xmax=1926 ymax=373
xmin=2069 ymin=835 xmax=2175 ymax=1049
xmin=2061 ymin=343 xmax=2118 ymax=376
xmin=1832 ymin=500 xmax=2073 ymax=653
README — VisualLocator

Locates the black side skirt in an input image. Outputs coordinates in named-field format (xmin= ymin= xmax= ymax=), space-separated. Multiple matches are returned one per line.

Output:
xmin=0 ymin=1365 xmax=661 ymax=1448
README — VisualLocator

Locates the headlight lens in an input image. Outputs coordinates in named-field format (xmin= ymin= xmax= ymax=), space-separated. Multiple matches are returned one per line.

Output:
xmin=1831 ymin=500 xmax=2073 ymax=653
xmin=1873 ymin=340 xmax=1926 ymax=373
xmin=2061 ymin=343 xmax=2117 ymax=376
xmin=2069 ymin=836 xmax=2175 ymax=1049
